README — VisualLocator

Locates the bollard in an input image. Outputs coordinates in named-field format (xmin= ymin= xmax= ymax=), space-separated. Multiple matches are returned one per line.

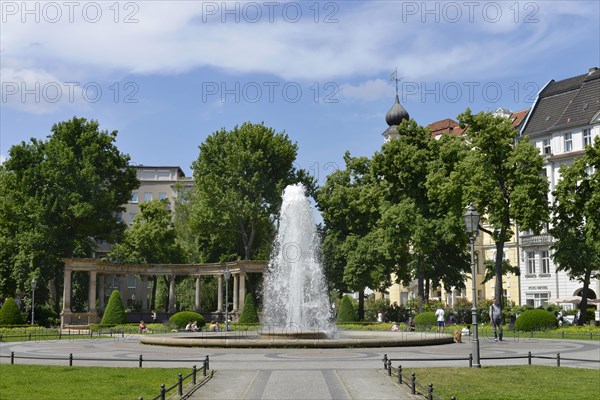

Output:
xmin=557 ymin=353 xmax=560 ymax=367
xmin=203 ymin=359 xmax=207 ymax=377
xmin=382 ymin=354 xmax=388 ymax=369
xmin=398 ymin=365 xmax=402 ymax=384
xmin=193 ymin=365 xmax=197 ymax=384
xmin=139 ymin=354 xmax=143 ymax=368
xmin=387 ymin=360 xmax=392 ymax=376
xmin=69 ymin=353 xmax=73 ymax=367
xmin=160 ymin=384 xmax=166 ymax=400
xmin=205 ymin=355 xmax=210 ymax=370
xmin=528 ymin=351 xmax=532 ymax=365
xmin=178 ymin=373 xmax=183 ymax=396
xmin=428 ymin=383 xmax=434 ymax=400
xmin=469 ymin=353 xmax=472 ymax=368
xmin=411 ymin=373 xmax=416 ymax=395
xmin=10 ymin=351 xmax=14 ymax=364
xmin=562 ymin=331 xmax=565 ymax=339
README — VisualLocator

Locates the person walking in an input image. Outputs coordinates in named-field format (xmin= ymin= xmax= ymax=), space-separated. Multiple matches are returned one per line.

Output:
xmin=435 ymin=306 xmax=445 ymax=332
xmin=489 ymin=298 xmax=503 ymax=341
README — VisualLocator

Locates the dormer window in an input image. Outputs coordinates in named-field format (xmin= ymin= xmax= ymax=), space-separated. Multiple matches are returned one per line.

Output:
xmin=564 ymin=132 xmax=573 ymax=152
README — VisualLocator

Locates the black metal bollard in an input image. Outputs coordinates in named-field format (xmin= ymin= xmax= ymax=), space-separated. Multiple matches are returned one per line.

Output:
xmin=398 ymin=365 xmax=402 ymax=384
xmin=203 ymin=359 xmax=207 ymax=377
xmin=193 ymin=365 xmax=197 ymax=384
xmin=469 ymin=353 xmax=473 ymax=368
xmin=205 ymin=355 xmax=210 ymax=370
xmin=411 ymin=373 xmax=416 ymax=395
xmin=528 ymin=351 xmax=532 ymax=365
xmin=139 ymin=354 xmax=143 ymax=368
xmin=387 ymin=360 xmax=392 ymax=376
xmin=160 ymin=384 xmax=166 ymax=400
xmin=10 ymin=351 xmax=14 ymax=364
xmin=557 ymin=353 xmax=560 ymax=367
xmin=178 ymin=373 xmax=183 ymax=396
xmin=428 ymin=383 xmax=434 ymax=400
xmin=382 ymin=354 xmax=388 ymax=369
xmin=69 ymin=353 xmax=73 ymax=366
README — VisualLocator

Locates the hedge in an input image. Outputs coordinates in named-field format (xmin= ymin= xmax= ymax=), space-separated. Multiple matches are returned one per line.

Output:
xmin=101 ymin=290 xmax=127 ymax=325
xmin=336 ymin=296 xmax=357 ymax=323
xmin=515 ymin=309 xmax=557 ymax=331
xmin=169 ymin=311 xmax=205 ymax=329
xmin=239 ymin=294 xmax=259 ymax=323
xmin=413 ymin=311 xmax=436 ymax=328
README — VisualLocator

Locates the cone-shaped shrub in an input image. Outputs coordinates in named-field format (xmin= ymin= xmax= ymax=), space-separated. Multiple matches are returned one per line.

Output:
xmin=101 ymin=290 xmax=127 ymax=325
xmin=169 ymin=311 xmax=205 ymax=329
xmin=0 ymin=298 xmax=25 ymax=326
xmin=336 ymin=295 xmax=357 ymax=323
xmin=239 ymin=294 xmax=259 ymax=323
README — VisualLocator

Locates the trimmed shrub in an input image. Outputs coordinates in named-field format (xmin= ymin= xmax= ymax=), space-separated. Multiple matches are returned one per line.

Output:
xmin=101 ymin=290 xmax=127 ymax=325
xmin=169 ymin=311 xmax=205 ymax=329
xmin=336 ymin=295 xmax=357 ymax=323
xmin=0 ymin=298 xmax=25 ymax=326
xmin=515 ymin=309 xmax=557 ymax=331
xmin=413 ymin=311 xmax=436 ymax=329
xmin=239 ymin=294 xmax=259 ymax=324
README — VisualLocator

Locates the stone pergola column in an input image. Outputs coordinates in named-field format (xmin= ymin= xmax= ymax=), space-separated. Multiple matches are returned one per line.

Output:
xmin=168 ymin=276 xmax=176 ymax=313
xmin=233 ymin=274 xmax=239 ymax=312
xmin=238 ymin=272 xmax=246 ymax=311
xmin=98 ymin=275 xmax=105 ymax=311
xmin=141 ymin=276 xmax=149 ymax=312
xmin=119 ymin=275 xmax=127 ymax=305
xmin=195 ymin=276 xmax=202 ymax=312
xmin=88 ymin=271 xmax=97 ymax=313
xmin=62 ymin=268 xmax=72 ymax=312
xmin=217 ymin=275 xmax=224 ymax=312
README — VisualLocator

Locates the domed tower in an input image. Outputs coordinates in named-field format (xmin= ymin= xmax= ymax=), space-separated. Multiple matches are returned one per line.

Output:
xmin=382 ymin=94 xmax=409 ymax=142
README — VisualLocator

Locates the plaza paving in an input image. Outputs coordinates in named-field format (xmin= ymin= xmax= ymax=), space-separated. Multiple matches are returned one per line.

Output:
xmin=1 ymin=333 xmax=598 ymax=399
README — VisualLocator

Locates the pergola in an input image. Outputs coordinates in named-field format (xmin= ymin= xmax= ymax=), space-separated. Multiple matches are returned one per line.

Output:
xmin=61 ymin=258 xmax=268 ymax=327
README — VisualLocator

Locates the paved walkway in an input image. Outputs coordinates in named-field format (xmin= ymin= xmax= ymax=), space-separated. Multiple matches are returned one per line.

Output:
xmin=1 ymin=334 xmax=598 ymax=399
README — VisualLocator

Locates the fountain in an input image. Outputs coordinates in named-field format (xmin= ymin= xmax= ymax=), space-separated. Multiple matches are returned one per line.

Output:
xmin=261 ymin=184 xmax=334 ymax=339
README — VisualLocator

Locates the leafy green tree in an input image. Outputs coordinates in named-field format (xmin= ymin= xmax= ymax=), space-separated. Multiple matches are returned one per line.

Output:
xmin=110 ymin=200 xmax=186 ymax=312
xmin=336 ymin=295 xmax=357 ymax=323
xmin=238 ymin=293 xmax=259 ymax=323
xmin=455 ymin=110 xmax=549 ymax=309
xmin=101 ymin=290 xmax=127 ymax=325
xmin=0 ymin=117 xmax=138 ymax=311
xmin=550 ymin=137 xmax=600 ymax=324
xmin=481 ymin=260 xmax=521 ymax=284
xmin=0 ymin=298 xmax=25 ymax=326
xmin=187 ymin=122 xmax=314 ymax=263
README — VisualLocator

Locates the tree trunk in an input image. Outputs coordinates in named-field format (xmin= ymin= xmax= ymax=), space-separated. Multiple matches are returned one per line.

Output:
xmin=578 ymin=270 xmax=591 ymax=325
xmin=357 ymin=290 xmax=365 ymax=321
xmin=417 ymin=263 xmax=425 ymax=313
xmin=494 ymin=240 xmax=505 ymax=309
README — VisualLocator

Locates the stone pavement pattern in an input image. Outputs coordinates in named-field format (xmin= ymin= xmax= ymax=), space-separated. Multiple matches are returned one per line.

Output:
xmin=189 ymin=369 xmax=420 ymax=399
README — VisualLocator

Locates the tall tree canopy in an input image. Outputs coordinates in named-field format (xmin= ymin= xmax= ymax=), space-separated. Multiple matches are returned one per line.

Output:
xmin=0 ymin=117 xmax=138 ymax=310
xmin=455 ymin=109 xmax=549 ymax=309
xmin=187 ymin=122 xmax=314 ymax=262
xmin=550 ymin=136 xmax=600 ymax=324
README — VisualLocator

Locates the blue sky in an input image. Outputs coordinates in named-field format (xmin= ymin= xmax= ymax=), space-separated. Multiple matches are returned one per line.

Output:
xmin=1 ymin=1 xmax=599 ymax=182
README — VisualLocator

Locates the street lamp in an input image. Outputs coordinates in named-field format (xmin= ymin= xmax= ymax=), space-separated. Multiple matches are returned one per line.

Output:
xmin=463 ymin=203 xmax=481 ymax=368
xmin=223 ymin=269 xmax=231 ymax=332
xmin=131 ymin=294 xmax=136 ymax=311
xmin=31 ymin=278 xmax=37 ymax=325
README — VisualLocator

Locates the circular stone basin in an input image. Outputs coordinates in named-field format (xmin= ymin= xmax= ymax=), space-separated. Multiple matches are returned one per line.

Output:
xmin=261 ymin=331 xmax=329 ymax=340
xmin=139 ymin=329 xmax=454 ymax=348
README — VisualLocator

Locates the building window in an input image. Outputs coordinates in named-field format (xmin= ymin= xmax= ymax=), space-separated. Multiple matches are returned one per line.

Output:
xmin=159 ymin=192 xmax=168 ymax=200
xmin=564 ymin=132 xmax=573 ymax=152
xmin=542 ymin=138 xmax=551 ymax=155
xmin=129 ymin=213 xmax=137 ymax=223
xmin=144 ymin=192 xmax=153 ymax=202
xmin=526 ymin=293 xmax=549 ymax=308
xmin=112 ymin=276 xmax=119 ymax=289
xmin=127 ymin=275 xmax=137 ymax=288
xmin=583 ymin=129 xmax=591 ymax=146
xmin=130 ymin=192 xmax=138 ymax=203
xmin=541 ymin=251 xmax=550 ymax=274
xmin=527 ymin=252 xmax=536 ymax=274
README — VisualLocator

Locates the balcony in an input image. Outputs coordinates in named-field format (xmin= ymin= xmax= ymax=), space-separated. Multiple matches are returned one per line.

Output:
xmin=520 ymin=234 xmax=554 ymax=246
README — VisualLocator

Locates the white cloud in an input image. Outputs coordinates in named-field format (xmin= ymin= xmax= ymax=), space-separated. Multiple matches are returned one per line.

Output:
xmin=340 ymin=79 xmax=393 ymax=102
xmin=0 ymin=154 xmax=6 ymax=165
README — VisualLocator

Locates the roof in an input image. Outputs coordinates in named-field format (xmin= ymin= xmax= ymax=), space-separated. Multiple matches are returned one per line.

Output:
xmin=510 ymin=109 xmax=529 ymax=130
xmin=132 ymin=165 xmax=186 ymax=178
xmin=521 ymin=68 xmax=600 ymax=137
xmin=427 ymin=118 xmax=461 ymax=137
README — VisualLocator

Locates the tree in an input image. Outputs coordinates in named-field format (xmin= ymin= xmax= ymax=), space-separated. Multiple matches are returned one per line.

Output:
xmin=0 ymin=298 xmax=25 ymax=326
xmin=100 ymin=290 xmax=127 ymax=325
xmin=455 ymin=109 xmax=549 ymax=310
xmin=336 ymin=295 xmax=357 ymax=323
xmin=238 ymin=293 xmax=259 ymax=323
xmin=187 ymin=122 xmax=314 ymax=262
xmin=550 ymin=136 xmax=600 ymax=324
xmin=0 ymin=117 xmax=139 ymax=311
xmin=110 ymin=200 xmax=186 ymax=312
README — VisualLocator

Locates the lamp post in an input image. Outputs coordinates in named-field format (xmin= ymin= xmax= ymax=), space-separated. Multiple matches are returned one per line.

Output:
xmin=223 ymin=269 xmax=231 ymax=332
xmin=131 ymin=294 xmax=136 ymax=312
xmin=463 ymin=203 xmax=481 ymax=368
xmin=31 ymin=278 xmax=37 ymax=325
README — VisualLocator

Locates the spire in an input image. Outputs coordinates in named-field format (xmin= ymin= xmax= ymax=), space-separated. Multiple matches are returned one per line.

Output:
xmin=382 ymin=70 xmax=410 ymax=141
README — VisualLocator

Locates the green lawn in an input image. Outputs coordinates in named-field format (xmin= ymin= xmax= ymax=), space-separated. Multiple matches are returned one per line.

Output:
xmin=0 ymin=364 xmax=201 ymax=400
xmin=399 ymin=365 xmax=600 ymax=400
